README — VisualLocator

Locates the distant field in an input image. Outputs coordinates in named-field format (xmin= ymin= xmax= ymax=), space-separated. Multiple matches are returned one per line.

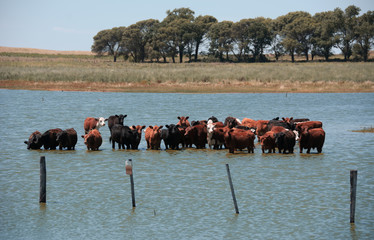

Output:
xmin=1 ymin=47 xmax=373 ymax=93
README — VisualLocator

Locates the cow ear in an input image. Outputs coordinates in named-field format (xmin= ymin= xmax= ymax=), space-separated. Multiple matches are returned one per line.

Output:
xmin=165 ymin=125 xmax=170 ymax=129
xmin=132 ymin=125 xmax=136 ymax=129
xmin=141 ymin=125 xmax=146 ymax=129
xmin=290 ymin=117 xmax=293 ymax=121
xmin=177 ymin=116 xmax=181 ymax=120
xmin=186 ymin=116 xmax=189 ymax=120
xmin=124 ymin=115 xmax=127 ymax=118
xmin=95 ymin=118 xmax=99 ymax=121
xmin=159 ymin=125 xmax=163 ymax=129
xmin=149 ymin=126 xmax=153 ymax=129
xmin=105 ymin=118 xmax=108 ymax=121
xmin=282 ymin=117 xmax=286 ymax=121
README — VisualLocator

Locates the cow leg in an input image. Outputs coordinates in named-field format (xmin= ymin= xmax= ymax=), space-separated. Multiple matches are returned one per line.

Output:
xmin=317 ymin=147 xmax=322 ymax=153
xmin=307 ymin=148 xmax=311 ymax=154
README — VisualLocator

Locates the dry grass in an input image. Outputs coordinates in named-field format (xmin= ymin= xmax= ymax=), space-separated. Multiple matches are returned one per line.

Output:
xmin=1 ymin=47 xmax=374 ymax=93
xmin=352 ymin=127 xmax=374 ymax=133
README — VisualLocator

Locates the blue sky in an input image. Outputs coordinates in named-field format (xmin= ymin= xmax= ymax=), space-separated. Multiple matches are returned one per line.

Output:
xmin=0 ymin=0 xmax=372 ymax=51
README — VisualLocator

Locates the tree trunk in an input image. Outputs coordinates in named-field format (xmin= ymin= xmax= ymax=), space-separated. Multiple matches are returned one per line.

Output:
xmin=194 ymin=42 xmax=200 ymax=61
xmin=179 ymin=48 xmax=184 ymax=63
xmin=113 ymin=55 xmax=117 ymax=62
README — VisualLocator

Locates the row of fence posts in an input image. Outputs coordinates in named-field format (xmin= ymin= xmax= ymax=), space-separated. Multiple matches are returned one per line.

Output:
xmin=38 ymin=156 xmax=358 ymax=223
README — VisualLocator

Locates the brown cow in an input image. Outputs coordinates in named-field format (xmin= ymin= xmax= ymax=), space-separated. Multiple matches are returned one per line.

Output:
xmin=184 ymin=124 xmax=207 ymax=149
xmin=299 ymin=128 xmax=325 ymax=154
xmin=56 ymin=128 xmax=78 ymax=150
xmin=81 ymin=129 xmax=102 ymax=151
xmin=130 ymin=125 xmax=146 ymax=149
xmin=256 ymin=120 xmax=269 ymax=141
xmin=296 ymin=121 xmax=323 ymax=133
xmin=145 ymin=125 xmax=163 ymax=150
xmin=270 ymin=126 xmax=287 ymax=134
xmin=24 ymin=131 xmax=43 ymax=150
xmin=259 ymin=131 xmax=276 ymax=153
xmin=225 ymin=128 xmax=255 ymax=154
xmin=242 ymin=118 xmax=257 ymax=128
xmin=84 ymin=117 xmax=107 ymax=134
xmin=41 ymin=128 xmax=63 ymax=150
xmin=212 ymin=126 xmax=230 ymax=149
xmin=177 ymin=116 xmax=190 ymax=127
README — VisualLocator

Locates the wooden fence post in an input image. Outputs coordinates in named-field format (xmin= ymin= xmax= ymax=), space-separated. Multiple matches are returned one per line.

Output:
xmin=350 ymin=170 xmax=357 ymax=223
xmin=39 ymin=156 xmax=46 ymax=203
xmin=226 ymin=164 xmax=239 ymax=214
xmin=126 ymin=159 xmax=136 ymax=208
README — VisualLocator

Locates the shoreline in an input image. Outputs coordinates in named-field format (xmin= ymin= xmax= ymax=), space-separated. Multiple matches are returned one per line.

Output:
xmin=1 ymin=80 xmax=373 ymax=93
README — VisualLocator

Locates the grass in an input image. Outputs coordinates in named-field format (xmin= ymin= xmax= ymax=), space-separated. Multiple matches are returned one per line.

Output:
xmin=352 ymin=127 xmax=374 ymax=133
xmin=1 ymin=49 xmax=374 ymax=93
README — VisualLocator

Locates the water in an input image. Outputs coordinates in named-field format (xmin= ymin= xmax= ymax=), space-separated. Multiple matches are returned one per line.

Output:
xmin=1 ymin=89 xmax=373 ymax=239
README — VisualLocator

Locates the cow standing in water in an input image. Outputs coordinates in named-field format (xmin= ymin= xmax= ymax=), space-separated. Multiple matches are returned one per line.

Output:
xmin=24 ymin=131 xmax=43 ymax=150
xmin=145 ymin=125 xmax=163 ymax=150
xmin=84 ymin=117 xmax=107 ymax=134
xmin=82 ymin=129 xmax=102 ymax=151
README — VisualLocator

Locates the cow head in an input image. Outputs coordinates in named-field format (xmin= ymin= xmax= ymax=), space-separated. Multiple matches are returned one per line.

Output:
xmin=117 ymin=114 xmax=127 ymax=125
xmin=177 ymin=116 xmax=190 ymax=127
xmin=95 ymin=117 xmax=107 ymax=128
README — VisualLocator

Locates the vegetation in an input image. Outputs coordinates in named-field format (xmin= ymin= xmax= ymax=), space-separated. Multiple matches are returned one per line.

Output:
xmin=91 ymin=6 xmax=373 ymax=63
xmin=352 ymin=127 xmax=374 ymax=133
xmin=0 ymin=51 xmax=373 ymax=93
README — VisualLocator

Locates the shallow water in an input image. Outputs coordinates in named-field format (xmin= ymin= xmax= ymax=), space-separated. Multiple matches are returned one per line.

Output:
xmin=0 ymin=90 xmax=373 ymax=239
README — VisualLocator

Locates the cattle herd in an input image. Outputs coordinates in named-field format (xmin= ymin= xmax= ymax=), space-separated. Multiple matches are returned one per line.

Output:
xmin=24 ymin=115 xmax=326 ymax=154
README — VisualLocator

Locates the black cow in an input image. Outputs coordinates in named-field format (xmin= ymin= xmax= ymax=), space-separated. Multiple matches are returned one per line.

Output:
xmin=41 ymin=128 xmax=63 ymax=150
xmin=56 ymin=128 xmax=78 ymax=150
xmin=161 ymin=124 xmax=182 ymax=150
xmin=110 ymin=124 xmax=139 ymax=150
xmin=275 ymin=130 xmax=296 ymax=154
xmin=224 ymin=116 xmax=241 ymax=128
xmin=24 ymin=131 xmax=43 ymax=150
xmin=208 ymin=116 xmax=219 ymax=123
xmin=108 ymin=114 xmax=127 ymax=133
xmin=267 ymin=119 xmax=295 ymax=131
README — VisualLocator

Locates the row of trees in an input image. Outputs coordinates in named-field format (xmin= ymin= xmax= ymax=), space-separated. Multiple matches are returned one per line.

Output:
xmin=91 ymin=6 xmax=373 ymax=63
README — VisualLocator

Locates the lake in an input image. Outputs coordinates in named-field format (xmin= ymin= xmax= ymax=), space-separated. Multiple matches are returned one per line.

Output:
xmin=0 ymin=89 xmax=373 ymax=239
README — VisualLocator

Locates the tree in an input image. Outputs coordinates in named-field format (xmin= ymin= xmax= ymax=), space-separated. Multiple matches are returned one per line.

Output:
xmin=192 ymin=15 xmax=217 ymax=61
xmin=276 ymin=11 xmax=315 ymax=62
xmin=208 ymin=21 xmax=233 ymax=62
xmin=335 ymin=5 xmax=361 ymax=60
xmin=312 ymin=10 xmax=341 ymax=61
xmin=162 ymin=8 xmax=195 ymax=63
xmin=121 ymin=19 xmax=159 ymax=62
xmin=248 ymin=17 xmax=273 ymax=61
xmin=353 ymin=11 xmax=374 ymax=61
xmin=231 ymin=19 xmax=251 ymax=61
xmin=91 ymin=27 xmax=125 ymax=62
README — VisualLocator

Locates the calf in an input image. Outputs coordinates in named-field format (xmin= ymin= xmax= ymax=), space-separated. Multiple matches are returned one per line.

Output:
xmin=275 ymin=130 xmax=296 ymax=154
xmin=84 ymin=117 xmax=107 ymax=134
xmin=225 ymin=128 xmax=255 ymax=154
xmin=56 ymin=128 xmax=77 ymax=150
xmin=82 ymin=129 xmax=102 ymax=151
xmin=161 ymin=124 xmax=182 ymax=150
xmin=108 ymin=114 xmax=127 ymax=133
xmin=130 ymin=125 xmax=146 ymax=149
xmin=299 ymin=128 xmax=325 ymax=154
xmin=145 ymin=125 xmax=163 ymax=150
xmin=259 ymin=131 xmax=276 ymax=153
xmin=24 ymin=131 xmax=43 ymax=150
xmin=41 ymin=128 xmax=63 ymax=150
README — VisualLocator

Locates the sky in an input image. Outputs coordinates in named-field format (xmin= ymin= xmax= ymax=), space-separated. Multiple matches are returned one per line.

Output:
xmin=0 ymin=0 xmax=373 ymax=51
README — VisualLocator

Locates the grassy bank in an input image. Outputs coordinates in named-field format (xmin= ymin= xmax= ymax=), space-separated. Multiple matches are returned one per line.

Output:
xmin=1 ymin=50 xmax=373 ymax=93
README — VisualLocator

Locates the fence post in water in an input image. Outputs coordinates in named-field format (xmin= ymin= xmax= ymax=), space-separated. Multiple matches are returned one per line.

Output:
xmin=226 ymin=164 xmax=239 ymax=214
xmin=39 ymin=156 xmax=46 ymax=203
xmin=350 ymin=170 xmax=357 ymax=223
xmin=126 ymin=159 xmax=136 ymax=208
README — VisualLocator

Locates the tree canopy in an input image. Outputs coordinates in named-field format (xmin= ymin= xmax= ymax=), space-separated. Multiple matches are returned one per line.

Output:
xmin=92 ymin=6 xmax=373 ymax=63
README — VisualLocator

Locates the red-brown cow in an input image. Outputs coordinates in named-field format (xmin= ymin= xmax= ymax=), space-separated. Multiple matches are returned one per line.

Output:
xmin=145 ymin=125 xmax=163 ymax=150
xmin=296 ymin=121 xmax=323 ymax=133
xmin=256 ymin=120 xmax=269 ymax=141
xmin=211 ymin=126 xmax=230 ymax=149
xmin=299 ymin=128 xmax=325 ymax=154
xmin=225 ymin=128 xmax=255 ymax=153
xmin=84 ymin=117 xmax=107 ymax=134
xmin=259 ymin=131 xmax=276 ymax=153
xmin=184 ymin=124 xmax=207 ymax=149
xmin=41 ymin=128 xmax=63 ymax=150
xmin=270 ymin=126 xmax=287 ymax=134
xmin=24 ymin=131 xmax=43 ymax=150
xmin=177 ymin=116 xmax=190 ymax=127
xmin=81 ymin=129 xmax=102 ymax=151
xmin=242 ymin=118 xmax=257 ymax=128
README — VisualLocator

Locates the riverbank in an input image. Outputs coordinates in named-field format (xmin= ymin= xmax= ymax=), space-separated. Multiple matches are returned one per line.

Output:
xmin=1 ymin=47 xmax=373 ymax=93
